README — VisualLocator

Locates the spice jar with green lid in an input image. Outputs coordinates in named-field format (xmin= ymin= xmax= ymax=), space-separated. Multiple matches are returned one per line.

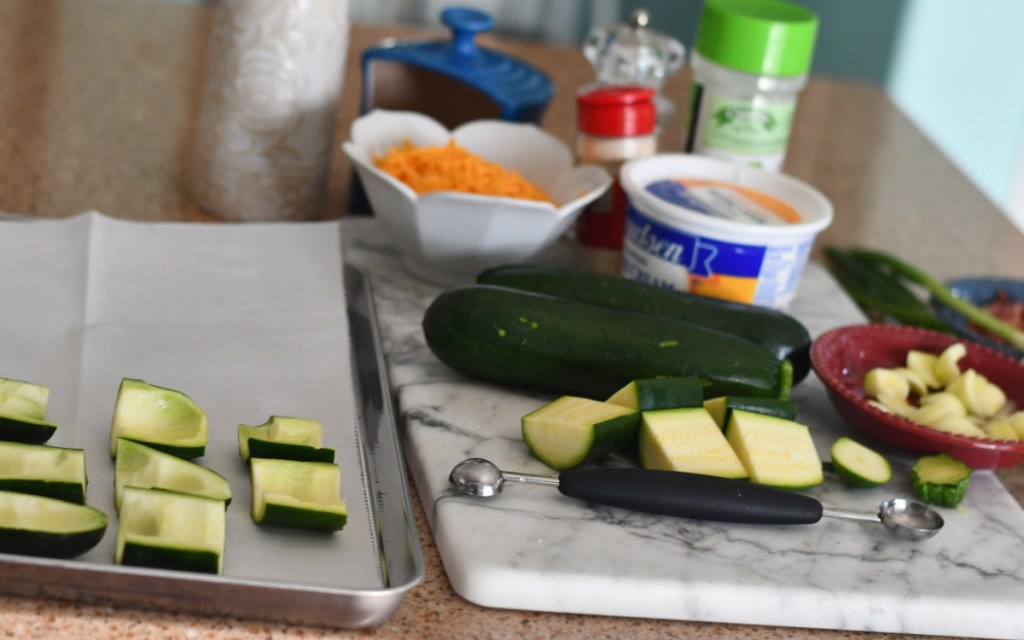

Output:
xmin=684 ymin=0 xmax=818 ymax=172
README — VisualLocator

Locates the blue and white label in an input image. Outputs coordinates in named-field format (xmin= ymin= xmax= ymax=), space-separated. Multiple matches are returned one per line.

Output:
xmin=621 ymin=202 xmax=811 ymax=309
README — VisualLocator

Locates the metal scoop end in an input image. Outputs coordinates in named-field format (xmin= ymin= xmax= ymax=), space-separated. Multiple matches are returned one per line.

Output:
xmin=880 ymin=498 xmax=944 ymax=541
xmin=449 ymin=458 xmax=504 ymax=497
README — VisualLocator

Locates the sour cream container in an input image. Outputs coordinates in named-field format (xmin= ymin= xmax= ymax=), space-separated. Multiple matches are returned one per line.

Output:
xmin=619 ymin=154 xmax=832 ymax=310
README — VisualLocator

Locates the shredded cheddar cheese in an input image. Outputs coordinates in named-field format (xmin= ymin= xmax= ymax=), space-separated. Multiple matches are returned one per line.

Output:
xmin=374 ymin=140 xmax=555 ymax=204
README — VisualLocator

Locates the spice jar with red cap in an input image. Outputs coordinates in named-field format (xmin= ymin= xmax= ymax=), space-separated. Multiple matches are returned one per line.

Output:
xmin=575 ymin=86 xmax=658 ymax=264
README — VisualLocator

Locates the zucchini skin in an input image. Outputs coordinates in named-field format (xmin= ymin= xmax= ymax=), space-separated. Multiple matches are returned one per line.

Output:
xmin=422 ymin=285 xmax=791 ymax=400
xmin=910 ymin=454 xmax=972 ymax=508
xmin=476 ymin=265 xmax=812 ymax=384
xmin=0 ymin=527 xmax=107 ymax=559
xmin=0 ymin=417 xmax=57 ymax=444
xmin=0 ymin=480 xmax=85 ymax=504
xmin=120 ymin=545 xmax=221 ymax=574
xmin=246 ymin=439 xmax=336 ymax=463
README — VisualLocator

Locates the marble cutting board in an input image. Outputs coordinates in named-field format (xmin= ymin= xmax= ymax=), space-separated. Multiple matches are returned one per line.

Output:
xmin=342 ymin=219 xmax=1024 ymax=640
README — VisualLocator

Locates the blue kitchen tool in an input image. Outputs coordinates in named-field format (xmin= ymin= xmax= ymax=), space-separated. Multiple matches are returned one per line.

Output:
xmin=350 ymin=7 xmax=556 ymax=213
xmin=359 ymin=7 xmax=554 ymax=124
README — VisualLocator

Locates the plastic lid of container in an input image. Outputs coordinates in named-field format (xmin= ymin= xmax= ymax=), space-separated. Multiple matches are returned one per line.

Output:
xmin=360 ymin=7 xmax=554 ymax=121
xmin=620 ymin=154 xmax=833 ymax=239
xmin=695 ymin=0 xmax=818 ymax=77
xmin=576 ymin=86 xmax=657 ymax=137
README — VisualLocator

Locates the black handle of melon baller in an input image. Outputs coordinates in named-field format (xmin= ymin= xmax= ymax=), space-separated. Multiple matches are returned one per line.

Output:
xmin=558 ymin=467 xmax=824 ymax=525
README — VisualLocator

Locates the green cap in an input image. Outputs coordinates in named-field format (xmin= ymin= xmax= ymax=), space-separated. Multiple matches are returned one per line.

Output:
xmin=695 ymin=0 xmax=819 ymax=77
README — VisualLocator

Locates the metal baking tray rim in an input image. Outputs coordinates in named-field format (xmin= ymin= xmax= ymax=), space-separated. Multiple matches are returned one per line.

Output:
xmin=0 ymin=259 xmax=424 ymax=629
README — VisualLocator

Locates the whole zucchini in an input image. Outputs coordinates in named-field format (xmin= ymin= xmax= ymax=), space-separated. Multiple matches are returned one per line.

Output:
xmin=422 ymin=285 xmax=792 ymax=400
xmin=476 ymin=265 xmax=812 ymax=384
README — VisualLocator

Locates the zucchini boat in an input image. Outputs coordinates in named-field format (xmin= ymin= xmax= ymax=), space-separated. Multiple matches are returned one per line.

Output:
xmin=0 ymin=377 xmax=58 ymax=444
xmin=114 ymin=438 xmax=231 ymax=510
xmin=238 ymin=415 xmax=334 ymax=463
xmin=109 ymin=378 xmax=208 ymax=459
xmin=476 ymin=265 xmax=813 ymax=383
xmin=423 ymin=286 xmax=792 ymax=400
xmin=250 ymin=458 xmax=348 ymax=531
xmin=116 ymin=486 xmax=226 ymax=574
xmin=0 ymin=441 xmax=87 ymax=503
xmin=0 ymin=490 xmax=107 ymax=558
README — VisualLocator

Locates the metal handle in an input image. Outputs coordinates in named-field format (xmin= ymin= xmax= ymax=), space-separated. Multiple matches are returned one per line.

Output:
xmin=500 ymin=470 xmax=560 ymax=488
xmin=558 ymin=468 xmax=824 ymax=525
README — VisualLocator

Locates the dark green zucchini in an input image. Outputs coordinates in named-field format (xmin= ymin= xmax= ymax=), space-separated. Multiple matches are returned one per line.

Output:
xmin=422 ymin=285 xmax=792 ymax=400
xmin=0 ymin=491 xmax=108 ymax=558
xmin=703 ymin=396 xmax=798 ymax=429
xmin=476 ymin=265 xmax=812 ymax=384
xmin=607 ymin=376 xmax=704 ymax=411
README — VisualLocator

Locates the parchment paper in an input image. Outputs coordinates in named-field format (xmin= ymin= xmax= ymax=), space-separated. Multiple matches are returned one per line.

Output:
xmin=0 ymin=212 xmax=382 ymax=589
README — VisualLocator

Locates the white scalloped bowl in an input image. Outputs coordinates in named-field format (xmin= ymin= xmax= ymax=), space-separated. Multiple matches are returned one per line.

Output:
xmin=343 ymin=110 xmax=612 ymax=285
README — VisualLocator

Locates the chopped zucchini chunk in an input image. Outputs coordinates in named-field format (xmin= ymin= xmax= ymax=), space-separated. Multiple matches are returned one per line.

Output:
xmin=983 ymin=420 xmax=1018 ymax=441
xmin=0 ymin=490 xmax=107 ymax=558
xmin=1010 ymin=412 xmax=1024 ymax=439
xmin=638 ymin=408 xmax=748 ymax=479
xmin=933 ymin=343 xmax=966 ymax=386
xmin=114 ymin=438 xmax=231 ymax=511
xmin=892 ymin=367 xmax=930 ymax=396
xmin=918 ymin=392 xmax=967 ymax=417
xmin=522 ymin=396 xmax=640 ymax=471
xmin=906 ymin=350 xmax=941 ymax=390
xmin=725 ymin=410 xmax=823 ymax=488
xmin=947 ymin=369 xmax=1006 ymax=419
xmin=864 ymin=345 xmax=1015 ymax=440
xmin=863 ymin=368 xmax=910 ymax=403
xmin=910 ymin=454 xmax=972 ymax=508
xmin=238 ymin=415 xmax=334 ymax=463
xmin=116 ymin=486 xmax=226 ymax=574
xmin=109 ymin=378 xmax=208 ymax=459
xmin=830 ymin=437 xmax=892 ymax=488
xmin=0 ymin=441 xmax=87 ymax=503
xmin=0 ymin=377 xmax=58 ymax=444
xmin=606 ymin=376 xmax=703 ymax=411
xmin=929 ymin=414 xmax=986 ymax=438
xmin=250 ymin=458 xmax=347 ymax=531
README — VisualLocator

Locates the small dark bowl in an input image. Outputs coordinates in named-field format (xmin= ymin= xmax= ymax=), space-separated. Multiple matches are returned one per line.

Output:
xmin=811 ymin=324 xmax=1024 ymax=469
xmin=930 ymin=277 xmax=1024 ymax=360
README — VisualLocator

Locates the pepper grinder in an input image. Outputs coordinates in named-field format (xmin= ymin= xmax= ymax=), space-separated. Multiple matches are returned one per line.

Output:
xmin=582 ymin=9 xmax=685 ymax=131
xmin=190 ymin=0 xmax=349 ymax=221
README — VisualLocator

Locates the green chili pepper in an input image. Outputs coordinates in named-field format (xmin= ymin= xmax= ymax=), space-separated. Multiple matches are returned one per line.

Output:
xmin=824 ymin=247 xmax=949 ymax=331
xmin=849 ymin=248 xmax=1024 ymax=350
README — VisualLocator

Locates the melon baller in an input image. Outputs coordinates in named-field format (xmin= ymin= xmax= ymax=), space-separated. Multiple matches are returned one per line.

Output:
xmin=448 ymin=458 xmax=943 ymax=542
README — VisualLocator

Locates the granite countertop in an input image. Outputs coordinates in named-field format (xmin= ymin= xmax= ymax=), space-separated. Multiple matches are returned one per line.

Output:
xmin=1 ymin=1 xmax=1023 ymax=639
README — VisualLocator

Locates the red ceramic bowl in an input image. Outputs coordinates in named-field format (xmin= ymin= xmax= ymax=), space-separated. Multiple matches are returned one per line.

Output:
xmin=811 ymin=324 xmax=1024 ymax=469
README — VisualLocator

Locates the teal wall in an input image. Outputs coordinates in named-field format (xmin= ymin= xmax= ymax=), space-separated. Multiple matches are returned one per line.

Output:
xmin=623 ymin=0 xmax=1024 ymax=230
xmin=622 ymin=0 xmax=906 ymax=85
xmin=888 ymin=0 xmax=1024 ymax=228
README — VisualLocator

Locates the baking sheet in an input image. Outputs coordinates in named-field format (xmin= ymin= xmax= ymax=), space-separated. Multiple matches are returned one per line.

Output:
xmin=0 ymin=212 xmax=422 ymax=628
